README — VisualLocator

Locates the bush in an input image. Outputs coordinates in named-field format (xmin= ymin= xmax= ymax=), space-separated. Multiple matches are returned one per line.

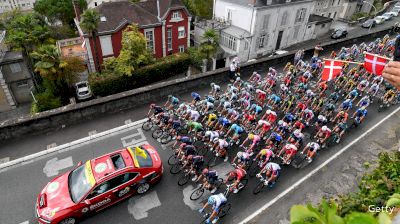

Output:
xmin=351 ymin=12 xmax=368 ymax=21
xmin=34 ymin=89 xmax=63 ymax=112
xmin=89 ymin=53 xmax=191 ymax=96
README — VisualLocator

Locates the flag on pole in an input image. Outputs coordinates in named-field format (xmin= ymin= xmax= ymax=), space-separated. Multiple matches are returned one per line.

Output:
xmin=322 ymin=59 xmax=343 ymax=81
xmin=364 ymin=52 xmax=388 ymax=76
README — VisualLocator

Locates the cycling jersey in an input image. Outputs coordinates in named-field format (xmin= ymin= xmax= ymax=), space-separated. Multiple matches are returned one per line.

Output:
xmin=170 ymin=96 xmax=179 ymax=105
xmin=306 ymin=142 xmax=320 ymax=152
xmin=342 ymin=100 xmax=353 ymax=110
xmin=238 ymin=152 xmax=251 ymax=162
xmin=172 ymin=120 xmax=181 ymax=129
xmin=191 ymin=92 xmax=201 ymax=101
xmin=180 ymin=136 xmax=192 ymax=144
xmin=212 ymin=84 xmax=221 ymax=92
xmin=223 ymin=101 xmax=232 ymax=109
xmin=349 ymin=89 xmax=359 ymax=98
xmin=258 ymin=120 xmax=272 ymax=131
xmin=218 ymin=139 xmax=229 ymax=148
xmin=205 ymin=131 xmax=219 ymax=141
xmin=256 ymin=89 xmax=267 ymax=100
xmin=230 ymin=124 xmax=244 ymax=135
xmin=284 ymin=113 xmax=295 ymax=123
xmin=297 ymin=102 xmax=307 ymax=111
xmin=206 ymin=170 xmax=218 ymax=184
xmin=232 ymin=168 xmax=246 ymax=181
xmin=267 ymin=112 xmax=278 ymax=123
xmin=293 ymin=120 xmax=305 ymax=130
xmin=184 ymin=145 xmax=196 ymax=156
xmin=244 ymin=114 xmax=256 ymax=122
xmin=208 ymin=113 xmax=217 ymax=122
xmin=337 ymin=122 xmax=348 ymax=131
xmin=270 ymin=94 xmax=281 ymax=104
xmin=188 ymin=122 xmax=203 ymax=131
xmin=209 ymin=193 xmax=227 ymax=212
xmin=355 ymin=108 xmax=367 ymax=118
xmin=320 ymin=128 xmax=332 ymax=137
xmin=303 ymin=109 xmax=314 ymax=119
xmin=189 ymin=110 xmax=200 ymax=121
xmin=265 ymin=162 xmax=281 ymax=176
xmin=153 ymin=106 xmax=164 ymax=115
xmin=249 ymin=134 xmax=261 ymax=144
xmin=326 ymin=103 xmax=336 ymax=111
xmin=218 ymin=117 xmax=230 ymax=126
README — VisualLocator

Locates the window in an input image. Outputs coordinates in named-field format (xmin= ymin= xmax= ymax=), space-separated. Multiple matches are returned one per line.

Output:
xmin=167 ymin=28 xmax=172 ymax=50
xmin=328 ymin=12 xmax=331 ymax=18
xmin=144 ymin=30 xmax=154 ymax=52
xmin=293 ymin=26 xmax=300 ymax=39
xmin=111 ymin=154 xmax=125 ymax=170
xmin=321 ymin=23 xmax=326 ymax=28
xmin=227 ymin=9 xmax=232 ymax=22
xmin=333 ymin=12 xmax=337 ymax=18
xmin=172 ymin=11 xmax=181 ymax=19
xmin=295 ymin=8 xmax=307 ymax=23
xmin=99 ymin=35 xmax=113 ymax=56
xmin=16 ymin=80 xmax=28 ymax=87
xmin=337 ymin=0 xmax=340 ymax=5
xmin=178 ymin=26 xmax=185 ymax=38
xmin=244 ymin=40 xmax=249 ymax=50
xmin=9 ymin=63 xmax=21 ymax=73
xmin=86 ymin=173 xmax=138 ymax=200
xmin=258 ymin=34 xmax=265 ymax=48
xmin=179 ymin=45 xmax=185 ymax=52
xmin=94 ymin=1 xmax=97 ymax=6
xmin=262 ymin=14 xmax=270 ymax=30
xmin=220 ymin=32 xmax=237 ymax=51
xmin=281 ymin=11 xmax=288 ymax=26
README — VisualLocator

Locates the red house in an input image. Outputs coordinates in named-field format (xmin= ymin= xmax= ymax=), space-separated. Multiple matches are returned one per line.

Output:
xmin=74 ymin=0 xmax=191 ymax=73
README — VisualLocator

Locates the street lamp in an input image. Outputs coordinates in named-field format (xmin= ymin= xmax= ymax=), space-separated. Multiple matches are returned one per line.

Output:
xmin=363 ymin=0 xmax=377 ymax=32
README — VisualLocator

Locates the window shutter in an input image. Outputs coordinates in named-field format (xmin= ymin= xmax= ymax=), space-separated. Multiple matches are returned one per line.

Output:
xmin=295 ymin=9 xmax=300 ymax=23
xmin=256 ymin=37 xmax=260 ymax=49
xmin=263 ymin=14 xmax=270 ymax=30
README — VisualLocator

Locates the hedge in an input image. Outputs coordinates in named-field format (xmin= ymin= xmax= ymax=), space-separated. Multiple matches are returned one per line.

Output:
xmin=89 ymin=53 xmax=191 ymax=97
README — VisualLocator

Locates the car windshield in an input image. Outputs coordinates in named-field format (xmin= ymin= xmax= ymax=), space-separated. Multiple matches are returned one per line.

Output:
xmin=68 ymin=164 xmax=94 ymax=203
xmin=128 ymin=147 xmax=153 ymax=168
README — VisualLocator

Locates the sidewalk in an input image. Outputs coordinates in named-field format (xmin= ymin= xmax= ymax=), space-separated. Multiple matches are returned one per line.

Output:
xmin=247 ymin=110 xmax=400 ymax=224
xmin=0 ymin=103 xmax=31 ymax=122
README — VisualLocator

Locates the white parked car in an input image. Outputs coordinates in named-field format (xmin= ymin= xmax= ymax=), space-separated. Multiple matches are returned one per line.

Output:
xmin=393 ymin=7 xmax=400 ymax=13
xmin=395 ymin=2 xmax=400 ymax=7
xmin=389 ymin=11 xmax=399 ymax=17
xmin=374 ymin=16 xmax=386 ymax=24
xmin=382 ymin=12 xmax=394 ymax=20
xmin=75 ymin=81 xmax=93 ymax=101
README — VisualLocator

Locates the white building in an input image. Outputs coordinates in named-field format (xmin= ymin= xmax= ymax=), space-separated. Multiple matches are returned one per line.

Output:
xmin=0 ymin=0 xmax=35 ymax=13
xmin=312 ymin=0 xmax=374 ymax=21
xmin=195 ymin=0 xmax=332 ymax=66
xmin=86 ymin=0 xmax=124 ymax=8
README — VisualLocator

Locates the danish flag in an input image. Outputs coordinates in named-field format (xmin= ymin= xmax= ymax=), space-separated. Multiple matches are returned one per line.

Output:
xmin=364 ymin=52 xmax=388 ymax=76
xmin=322 ymin=60 xmax=343 ymax=81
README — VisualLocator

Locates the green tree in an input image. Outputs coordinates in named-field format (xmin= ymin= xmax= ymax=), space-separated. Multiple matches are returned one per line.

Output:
xmin=4 ymin=12 xmax=51 ymax=54
xmin=105 ymin=24 xmax=152 ymax=76
xmin=80 ymin=9 xmax=100 ymax=72
xmin=34 ymin=0 xmax=87 ymax=26
xmin=199 ymin=29 xmax=219 ymax=60
xmin=183 ymin=0 xmax=213 ymax=21
xmin=30 ymin=44 xmax=61 ymax=80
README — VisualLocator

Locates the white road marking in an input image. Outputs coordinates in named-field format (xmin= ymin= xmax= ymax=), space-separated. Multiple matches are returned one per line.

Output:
xmin=182 ymin=185 xmax=205 ymax=210
xmin=127 ymin=190 xmax=161 ymax=220
xmin=121 ymin=129 xmax=146 ymax=148
xmin=125 ymin=119 xmax=132 ymax=124
xmin=46 ymin=143 xmax=57 ymax=150
xmin=88 ymin=130 xmax=97 ymax=136
xmin=0 ymin=157 xmax=10 ymax=164
xmin=0 ymin=118 xmax=147 ymax=171
xmin=43 ymin=157 xmax=74 ymax=177
xmin=18 ymin=221 xmax=29 ymax=224
xmin=239 ymin=106 xmax=400 ymax=224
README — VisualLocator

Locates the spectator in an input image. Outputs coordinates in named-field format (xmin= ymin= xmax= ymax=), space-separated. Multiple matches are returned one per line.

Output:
xmin=229 ymin=60 xmax=237 ymax=82
xmin=382 ymin=61 xmax=400 ymax=90
xmin=314 ymin=43 xmax=323 ymax=57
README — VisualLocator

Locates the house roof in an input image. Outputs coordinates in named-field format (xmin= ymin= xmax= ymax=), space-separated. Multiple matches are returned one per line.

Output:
xmin=92 ymin=0 xmax=187 ymax=34
xmin=222 ymin=25 xmax=251 ymax=38
xmin=308 ymin=14 xmax=333 ymax=25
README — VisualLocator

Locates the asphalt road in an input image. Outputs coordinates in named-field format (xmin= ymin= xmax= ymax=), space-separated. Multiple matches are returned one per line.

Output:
xmin=1 ymin=16 xmax=400 ymax=224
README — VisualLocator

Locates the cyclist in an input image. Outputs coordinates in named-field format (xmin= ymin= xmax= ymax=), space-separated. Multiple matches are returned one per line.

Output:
xmin=268 ymin=93 xmax=281 ymax=109
xmin=147 ymin=104 xmax=164 ymax=117
xmin=188 ymin=121 xmax=204 ymax=135
xmin=256 ymin=162 xmax=281 ymax=186
xmin=288 ymin=129 xmax=305 ymax=147
xmin=212 ymin=138 xmax=229 ymax=162
xmin=346 ymin=88 xmax=359 ymax=101
xmin=277 ymin=143 xmax=298 ymax=164
xmin=226 ymin=123 xmax=244 ymax=145
xmin=249 ymin=71 xmax=262 ymax=85
xmin=339 ymin=99 xmax=353 ymax=112
xmin=231 ymin=151 xmax=251 ymax=168
xmin=315 ymin=114 xmax=328 ymax=130
xmin=186 ymin=109 xmax=201 ymax=122
xmin=352 ymin=106 xmax=367 ymax=124
xmin=301 ymin=142 xmax=320 ymax=163
xmin=191 ymin=92 xmax=201 ymax=105
xmin=227 ymin=108 xmax=241 ymax=122
xmin=210 ymin=83 xmax=221 ymax=97
xmin=275 ymin=120 xmax=289 ymax=136
xmin=240 ymin=133 xmax=261 ymax=153
xmin=314 ymin=126 xmax=332 ymax=145
xmin=294 ymin=101 xmax=307 ymax=116
xmin=333 ymin=110 xmax=349 ymax=124
xmin=178 ymin=144 xmax=196 ymax=161
xmin=301 ymin=108 xmax=314 ymax=126
xmin=332 ymin=121 xmax=348 ymax=143
xmin=357 ymin=79 xmax=369 ymax=96
xmin=187 ymin=155 xmax=205 ymax=181
xmin=214 ymin=116 xmax=231 ymax=131
xmin=199 ymin=193 xmax=227 ymax=224
xmin=224 ymin=166 xmax=247 ymax=193
xmin=204 ymin=130 xmax=220 ymax=145
xmin=382 ymin=89 xmax=396 ymax=104
xmin=202 ymin=112 xmax=218 ymax=127
xmin=249 ymin=103 xmax=263 ymax=116
xmin=367 ymin=83 xmax=380 ymax=98
xmin=262 ymin=109 xmax=278 ymax=124
xmin=164 ymin=95 xmax=179 ymax=110
xmin=255 ymin=89 xmax=267 ymax=105
xmin=198 ymin=167 xmax=219 ymax=193
xmin=357 ymin=95 xmax=371 ymax=108
xmin=255 ymin=119 xmax=272 ymax=139
xmin=292 ymin=119 xmax=306 ymax=132
xmin=173 ymin=135 xmax=193 ymax=149
xmin=254 ymin=147 xmax=274 ymax=165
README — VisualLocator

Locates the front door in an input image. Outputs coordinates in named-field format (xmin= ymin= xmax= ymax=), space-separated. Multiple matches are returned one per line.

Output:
xmin=275 ymin=31 xmax=284 ymax=50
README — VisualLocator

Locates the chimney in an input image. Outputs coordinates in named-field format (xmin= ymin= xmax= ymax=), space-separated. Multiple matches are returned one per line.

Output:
xmin=72 ymin=0 xmax=81 ymax=22
xmin=157 ymin=0 xmax=160 ymax=20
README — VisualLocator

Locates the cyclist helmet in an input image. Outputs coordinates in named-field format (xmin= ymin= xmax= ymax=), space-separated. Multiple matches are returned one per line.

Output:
xmin=266 ymin=109 xmax=271 ymax=115
xmin=317 ymin=115 xmax=324 ymax=120
xmin=202 ymin=168 xmax=209 ymax=175
xmin=236 ymin=77 xmax=241 ymax=81
xmin=269 ymin=67 xmax=273 ymax=71
xmin=237 ymin=151 xmax=243 ymax=158
xmin=208 ymin=197 xmax=216 ymax=205
xmin=248 ymin=134 xmax=254 ymax=139
xmin=168 ymin=95 xmax=172 ymax=98
xmin=294 ymin=129 xmax=301 ymax=135
xmin=210 ymin=82 xmax=215 ymax=87
xmin=213 ymin=138 xmax=219 ymax=144
xmin=150 ymin=103 xmax=155 ymax=108
xmin=321 ymin=126 xmax=328 ymax=132
xmin=278 ymin=120 xmax=284 ymax=126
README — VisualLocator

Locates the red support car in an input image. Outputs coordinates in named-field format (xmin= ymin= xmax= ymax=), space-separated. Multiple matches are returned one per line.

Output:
xmin=35 ymin=144 xmax=163 ymax=224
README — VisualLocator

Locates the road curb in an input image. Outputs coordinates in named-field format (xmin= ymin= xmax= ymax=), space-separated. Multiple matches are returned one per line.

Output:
xmin=239 ymin=106 xmax=400 ymax=224
xmin=0 ymin=118 xmax=147 ymax=170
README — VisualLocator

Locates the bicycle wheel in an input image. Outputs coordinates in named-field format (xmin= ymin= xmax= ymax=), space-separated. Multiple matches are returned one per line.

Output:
xmin=253 ymin=181 xmax=265 ymax=195
xmin=142 ymin=121 xmax=153 ymax=131
xmin=152 ymin=129 xmax=164 ymax=139
xmin=190 ymin=187 xmax=205 ymax=200
xmin=248 ymin=163 xmax=260 ymax=177
xmin=197 ymin=145 xmax=209 ymax=156
xmin=160 ymin=134 xmax=172 ymax=144
xmin=170 ymin=163 xmax=182 ymax=174
xmin=240 ymin=178 xmax=249 ymax=189
xmin=291 ymin=154 xmax=306 ymax=169
xmin=215 ymin=178 xmax=224 ymax=189
xmin=218 ymin=203 xmax=231 ymax=218
xmin=178 ymin=127 xmax=188 ymax=135
xmin=168 ymin=154 xmax=178 ymax=165
xmin=207 ymin=156 xmax=218 ymax=167
xmin=178 ymin=173 xmax=190 ymax=186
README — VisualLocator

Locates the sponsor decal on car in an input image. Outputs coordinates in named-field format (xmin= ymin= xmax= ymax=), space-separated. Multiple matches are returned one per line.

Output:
xmin=118 ymin=187 xmax=130 ymax=197
xmin=89 ymin=198 xmax=112 ymax=211
xmin=47 ymin=182 xmax=59 ymax=193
